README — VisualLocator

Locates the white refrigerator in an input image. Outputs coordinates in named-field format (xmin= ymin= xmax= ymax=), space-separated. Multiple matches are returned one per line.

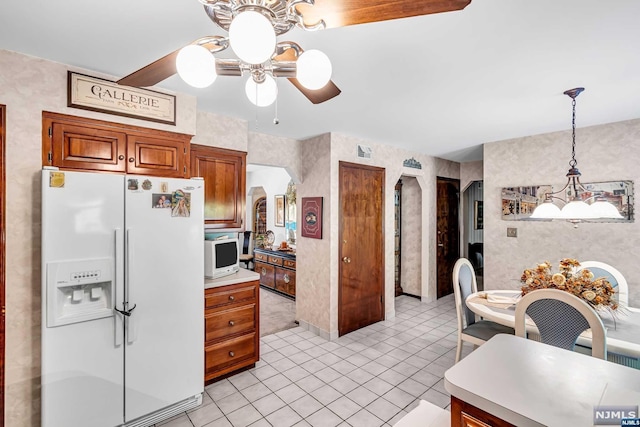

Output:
xmin=41 ymin=169 xmax=204 ymax=427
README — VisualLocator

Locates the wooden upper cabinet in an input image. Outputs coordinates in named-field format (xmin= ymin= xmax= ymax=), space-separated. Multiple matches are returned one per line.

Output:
xmin=190 ymin=144 xmax=246 ymax=229
xmin=43 ymin=112 xmax=191 ymax=178
xmin=126 ymin=134 xmax=187 ymax=177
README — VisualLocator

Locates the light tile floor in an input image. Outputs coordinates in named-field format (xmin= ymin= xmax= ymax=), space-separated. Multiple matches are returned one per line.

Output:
xmin=158 ymin=294 xmax=470 ymax=427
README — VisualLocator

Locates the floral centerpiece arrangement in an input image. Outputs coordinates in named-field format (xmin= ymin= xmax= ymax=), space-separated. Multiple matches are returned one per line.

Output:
xmin=520 ymin=258 xmax=618 ymax=311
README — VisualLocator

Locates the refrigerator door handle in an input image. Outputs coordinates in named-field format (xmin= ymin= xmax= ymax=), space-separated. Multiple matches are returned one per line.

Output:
xmin=114 ymin=228 xmax=124 ymax=347
xmin=126 ymin=229 xmax=138 ymax=344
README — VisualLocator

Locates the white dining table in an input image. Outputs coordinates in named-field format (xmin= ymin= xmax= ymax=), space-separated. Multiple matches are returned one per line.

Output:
xmin=466 ymin=289 xmax=640 ymax=360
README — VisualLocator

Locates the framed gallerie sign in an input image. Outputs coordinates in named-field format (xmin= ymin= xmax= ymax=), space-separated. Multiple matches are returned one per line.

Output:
xmin=67 ymin=72 xmax=176 ymax=125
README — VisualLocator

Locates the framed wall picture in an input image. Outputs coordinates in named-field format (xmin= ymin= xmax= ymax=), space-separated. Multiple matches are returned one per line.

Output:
xmin=474 ymin=200 xmax=484 ymax=230
xmin=274 ymin=195 xmax=285 ymax=227
xmin=301 ymin=197 xmax=323 ymax=239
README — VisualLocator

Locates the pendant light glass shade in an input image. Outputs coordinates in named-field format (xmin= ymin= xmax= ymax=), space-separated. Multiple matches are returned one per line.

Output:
xmin=245 ymin=75 xmax=278 ymax=107
xmin=296 ymin=49 xmax=332 ymax=90
xmin=229 ymin=11 xmax=276 ymax=65
xmin=590 ymin=200 xmax=624 ymax=219
xmin=176 ymin=45 xmax=217 ymax=88
xmin=558 ymin=200 xmax=597 ymax=219
xmin=530 ymin=201 xmax=562 ymax=219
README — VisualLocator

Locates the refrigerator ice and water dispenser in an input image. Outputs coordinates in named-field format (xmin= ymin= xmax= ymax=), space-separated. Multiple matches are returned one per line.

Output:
xmin=46 ymin=258 xmax=114 ymax=327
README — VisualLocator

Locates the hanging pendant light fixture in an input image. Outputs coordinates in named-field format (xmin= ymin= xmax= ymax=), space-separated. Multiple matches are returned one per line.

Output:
xmin=530 ymin=87 xmax=622 ymax=223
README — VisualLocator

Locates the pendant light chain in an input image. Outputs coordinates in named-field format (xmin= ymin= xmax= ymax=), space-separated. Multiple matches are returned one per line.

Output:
xmin=570 ymin=96 xmax=577 ymax=168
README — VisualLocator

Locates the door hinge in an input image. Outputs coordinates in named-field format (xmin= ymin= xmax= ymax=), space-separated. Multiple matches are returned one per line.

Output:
xmin=48 ymin=127 xmax=52 ymax=137
xmin=380 ymin=295 xmax=383 ymax=304
xmin=184 ymin=147 xmax=187 ymax=154
xmin=47 ymin=152 xmax=52 ymax=163
xmin=184 ymin=166 xmax=187 ymax=174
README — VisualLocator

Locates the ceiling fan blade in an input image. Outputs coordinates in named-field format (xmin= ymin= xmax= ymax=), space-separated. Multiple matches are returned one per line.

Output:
xmin=117 ymin=49 xmax=180 ymax=87
xmin=296 ymin=0 xmax=471 ymax=29
xmin=289 ymin=78 xmax=341 ymax=104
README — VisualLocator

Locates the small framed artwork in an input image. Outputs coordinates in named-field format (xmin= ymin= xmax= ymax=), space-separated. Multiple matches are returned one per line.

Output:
xmin=474 ymin=200 xmax=484 ymax=230
xmin=301 ymin=197 xmax=323 ymax=239
xmin=274 ymin=195 xmax=285 ymax=227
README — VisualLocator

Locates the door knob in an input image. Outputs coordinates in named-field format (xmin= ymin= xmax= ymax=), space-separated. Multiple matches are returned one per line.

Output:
xmin=342 ymin=257 xmax=351 ymax=264
xmin=128 ymin=157 xmax=135 ymax=162
xmin=118 ymin=155 xmax=125 ymax=160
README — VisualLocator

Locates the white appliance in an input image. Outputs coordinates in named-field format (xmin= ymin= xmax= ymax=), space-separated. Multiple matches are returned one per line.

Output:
xmin=41 ymin=169 xmax=204 ymax=427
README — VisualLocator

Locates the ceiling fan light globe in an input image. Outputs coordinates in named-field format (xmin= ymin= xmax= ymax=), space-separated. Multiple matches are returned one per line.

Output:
xmin=297 ymin=49 xmax=332 ymax=90
xmin=229 ymin=11 xmax=276 ymax=65
xmin=176 ymin=45 xmax=217 ymax=88
xmin=245 ymin=75 xmax=278 ymax=107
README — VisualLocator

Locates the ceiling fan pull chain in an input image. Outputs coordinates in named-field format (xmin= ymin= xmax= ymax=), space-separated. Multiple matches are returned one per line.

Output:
xmin=274 ymin=79 xmax=280 ymax=125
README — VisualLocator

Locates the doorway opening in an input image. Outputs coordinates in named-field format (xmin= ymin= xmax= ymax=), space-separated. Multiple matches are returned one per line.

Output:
xmin=394 ymin=176 xmax=423 ymax=302
xmin=463 ymin=180 xmax=483 ymax=289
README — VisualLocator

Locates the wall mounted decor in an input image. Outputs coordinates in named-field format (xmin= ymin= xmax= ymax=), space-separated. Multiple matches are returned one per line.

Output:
xmin=68 ymin=72 xmax=176 ymax=125
xmin=502 ymin=181 xmax=634 ymax=222
xmin=403 ymin=157 xmax=422 ymax=169
xmin=474 ymin=201 xmax=483 ymax=229
xmin=274 ymin=194 xmax=285 ymax=227
xmin=301 ymin=197 xmax=323 ymax=239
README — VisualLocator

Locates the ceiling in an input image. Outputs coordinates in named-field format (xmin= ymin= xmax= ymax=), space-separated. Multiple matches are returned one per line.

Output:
xmin=2 ymin=0 xmax=640 ymax=162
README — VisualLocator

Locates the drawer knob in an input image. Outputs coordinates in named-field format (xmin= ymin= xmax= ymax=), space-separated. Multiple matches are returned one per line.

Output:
xmin=128 ymin=157 xmax=135 ymax=163
xmin=229 ymin=320 xmax=235 ymax=326
xmin=229 ymin=295 xmax=235 ymax=301
xmin=284 ymin=274 xmax=290 ymax=284
xmin=118 ymin=155 xmax=125 ymax=160
xmin=229 ymin=351 xmax=235 ymax=357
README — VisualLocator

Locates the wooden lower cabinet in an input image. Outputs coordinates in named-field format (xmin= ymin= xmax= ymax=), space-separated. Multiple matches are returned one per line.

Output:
xmin=204 ymin=280 xmax=260 ymax=383
xmin=254 ymin=249 xmax=296 ymax=299
xmin=451 ymin=396 xmax=515 ymax=427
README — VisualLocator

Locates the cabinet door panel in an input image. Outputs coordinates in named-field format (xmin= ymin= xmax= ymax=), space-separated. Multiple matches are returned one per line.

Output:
xmin=255 ymin=261 xmax=275 ymax=289
xmin=50 ymin=122 xmax=126 ymax=172
xmin=127 ymin=135 xmax=187 ymax=178
xmin=275 ymin=267 xmax=296 ymax=297
xmin=190 ymin=145 xmax=246 ymax=229
xmin=205 ymin=333 xmax=256 ymax=379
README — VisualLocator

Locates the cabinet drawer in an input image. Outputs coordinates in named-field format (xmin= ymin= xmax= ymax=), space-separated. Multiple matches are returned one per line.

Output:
xmin=255 ymin=261 xmax=275 ymax=288
xmin=205 ymin=333 xmax=257 ymax=375
xmin=283 ymin=259 xmax=296 ymax=269
xmin=205 ymin=284 xmax=256 ymax=310
xmin=268 ymin=255 xmax=283 ymax=266
xmin=205 ymin=304 xmax=255 ymax=342
xmin=254 ymin=252 xmax=268 ymax=262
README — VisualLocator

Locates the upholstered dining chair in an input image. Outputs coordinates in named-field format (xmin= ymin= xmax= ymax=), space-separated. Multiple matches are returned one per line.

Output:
xmin=514 ymin=288 xmax=607 ymax=359
xmin=574 ymin=261 xmax=629 ymax=306
xmin=452 ymin=258 xmax=514 ymax=363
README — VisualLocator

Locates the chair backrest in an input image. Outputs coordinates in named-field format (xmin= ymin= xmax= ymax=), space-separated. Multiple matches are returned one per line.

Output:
xmin=575 ymin=261 xmax=628 ymax=306
xmin=452 ymin=258 xmax=479 ymax=330
xmin=239 ymin=231 xmax=254 ymax=255
xmin=514 ymin=289 xmax=607 ymax=359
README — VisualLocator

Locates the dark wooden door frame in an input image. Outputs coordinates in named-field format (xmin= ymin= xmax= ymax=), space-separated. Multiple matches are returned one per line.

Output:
xmin=338 ymin=161 xmax=385 ymax=336
xmin=1 ymin=104 xmax=6 ymax=424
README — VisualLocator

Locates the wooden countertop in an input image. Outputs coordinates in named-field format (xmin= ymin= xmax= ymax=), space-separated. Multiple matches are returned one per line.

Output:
xmin=205 ymin=268 xmax=260 ymax=289
xmin=444 ymin=334 xmax=640 ymax=427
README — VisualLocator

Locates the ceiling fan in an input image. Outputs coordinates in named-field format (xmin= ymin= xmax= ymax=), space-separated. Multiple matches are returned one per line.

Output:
xmin=117 ymin=0 xmax=471 ymax=106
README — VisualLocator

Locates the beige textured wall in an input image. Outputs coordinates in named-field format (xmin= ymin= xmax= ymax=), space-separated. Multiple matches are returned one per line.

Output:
xmin=248 ymin=132 xmax=302 ymax=183
xmin=192 ymin=111 xmax=248 ymax=151
xmin=460 ymin=160 xmax=483 ymax=192
xmin=296 ymin=134 xmax=332 ymax=336
xmin=484 ymin=119 xmax=640 ymax=307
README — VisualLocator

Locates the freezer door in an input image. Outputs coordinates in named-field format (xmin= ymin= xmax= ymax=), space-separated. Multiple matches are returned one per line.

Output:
xmin=41 ymin=170 xmax=125 ymax=427
xmin=123 ymin=177 xmax=204 ymax=422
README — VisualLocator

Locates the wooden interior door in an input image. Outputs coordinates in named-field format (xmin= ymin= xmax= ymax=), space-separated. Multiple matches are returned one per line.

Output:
xmin=436 ymin=177 xmax=460 ymax=298
xmin=339 ymin=162 xmax=385 ymax=336
xmin=0 ymin=104 xmax=5 ymax=423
